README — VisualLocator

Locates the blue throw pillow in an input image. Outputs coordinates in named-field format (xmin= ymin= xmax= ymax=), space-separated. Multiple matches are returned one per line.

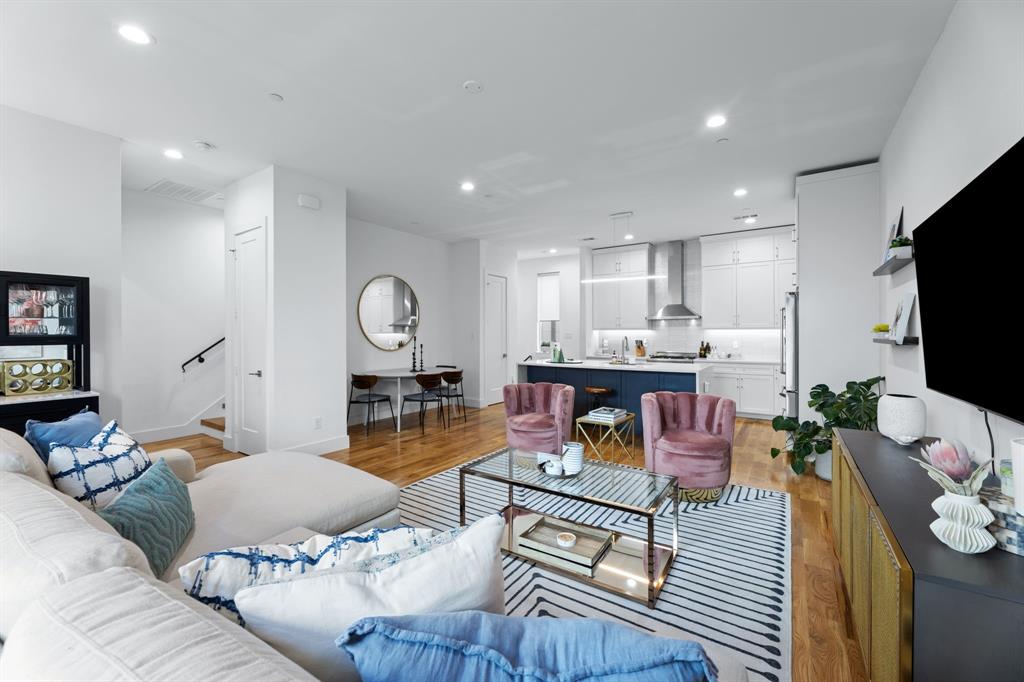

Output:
xmin=337 ymin=611 xmax=719 ymax=682
xmin=24 ymin=408 xmax=103 ymax=463
xmin=98 ymin=458 xmax=195 ymax=576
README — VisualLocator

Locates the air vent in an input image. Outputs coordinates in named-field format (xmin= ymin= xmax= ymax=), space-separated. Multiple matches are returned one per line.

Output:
xmin=578 ymin=236 xmax=597 ymax=242
xmin=143 ymin=178 xmax=223 ymax=205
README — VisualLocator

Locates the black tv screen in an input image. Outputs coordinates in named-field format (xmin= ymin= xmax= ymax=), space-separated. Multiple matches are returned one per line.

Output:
xmin=914 ymin=137 xmax=1023 ymax=424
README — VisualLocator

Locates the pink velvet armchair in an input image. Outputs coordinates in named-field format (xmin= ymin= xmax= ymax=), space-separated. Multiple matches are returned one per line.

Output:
xmin=641 ymin=392 xmax=736 ymax=502
xmin=503 ymin=382 xmax=575 ymax=456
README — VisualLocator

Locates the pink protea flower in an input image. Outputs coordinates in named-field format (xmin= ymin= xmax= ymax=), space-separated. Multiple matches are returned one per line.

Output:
xmin=921 ymin=439 xmax=973 ymax=482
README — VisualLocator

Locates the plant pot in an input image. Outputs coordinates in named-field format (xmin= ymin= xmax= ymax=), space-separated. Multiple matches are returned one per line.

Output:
xmin=929 ymin=491 xmax=996 ymax=554
xmin=878 ymin=394 xmax=926 ymax=446
xmin=813 ymin=450 xmax=833 ymax=481
xmin=888 ymin=245 xmax=913 ymax=260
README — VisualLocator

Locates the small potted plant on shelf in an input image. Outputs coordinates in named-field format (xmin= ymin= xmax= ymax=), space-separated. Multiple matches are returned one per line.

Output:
xmin=888 ymin=235 xmax=913 ymax=260
xmin=872 ymin=323 xmax=891 ymax=339
xmin=769 ymin=376 xmax=883 ymax=480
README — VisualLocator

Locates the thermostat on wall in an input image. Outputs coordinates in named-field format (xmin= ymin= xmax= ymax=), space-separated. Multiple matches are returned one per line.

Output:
xmin=297 ymin=193 xmax=321 ymax=210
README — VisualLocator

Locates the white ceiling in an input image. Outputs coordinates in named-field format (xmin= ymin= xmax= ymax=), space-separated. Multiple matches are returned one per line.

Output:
xmin=1 ymin=1 xmax=953 ymax=255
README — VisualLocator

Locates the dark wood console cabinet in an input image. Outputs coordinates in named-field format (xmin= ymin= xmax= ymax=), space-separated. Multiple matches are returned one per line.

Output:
xmin=832 ymin=428 xmax=1024 ymax=682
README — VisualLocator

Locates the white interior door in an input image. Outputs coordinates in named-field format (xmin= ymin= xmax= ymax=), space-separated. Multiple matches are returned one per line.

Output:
xmin=234 ymin=227 xmax=267 ymax=454
xmin=484 ymin=274 xmax=507 ymax=405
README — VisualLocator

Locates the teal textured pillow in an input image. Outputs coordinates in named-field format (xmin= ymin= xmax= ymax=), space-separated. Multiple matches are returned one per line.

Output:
xmin=98 ymin=458 xmax=194 ymax=576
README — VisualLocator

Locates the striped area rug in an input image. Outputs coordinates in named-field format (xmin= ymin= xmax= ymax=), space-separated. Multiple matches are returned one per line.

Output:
xmin=399 ymin=456 xmax=792 ymax=682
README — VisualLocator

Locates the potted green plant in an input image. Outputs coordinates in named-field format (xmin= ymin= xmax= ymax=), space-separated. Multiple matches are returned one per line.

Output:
xmin=872 ymin=322 xmax=890 ymax=339
xmin=888 ymin=235 xmax=913 ymax=260
xmin=770 ymin=376 xmax=883 ymax=479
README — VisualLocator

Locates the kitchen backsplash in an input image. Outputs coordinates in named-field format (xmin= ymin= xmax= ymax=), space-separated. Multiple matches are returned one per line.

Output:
xmin=592 ymin=326 xmax=781 ymax=362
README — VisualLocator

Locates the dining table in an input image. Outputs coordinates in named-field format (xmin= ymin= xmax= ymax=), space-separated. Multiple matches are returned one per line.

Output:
xmin=356 ymin=366 xmax=461 ymax=432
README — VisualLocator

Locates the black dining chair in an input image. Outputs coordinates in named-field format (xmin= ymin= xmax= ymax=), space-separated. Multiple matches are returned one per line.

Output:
xmin=400 ymin=373 xmax=446 ymax=432
xmin=347 ymin=374 xmax=396 ymax=434
xmin=439 ymin=369 xmax=466 ymax=424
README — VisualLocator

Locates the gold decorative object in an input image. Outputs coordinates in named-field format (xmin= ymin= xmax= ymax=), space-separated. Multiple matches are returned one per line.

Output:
xmin=1 ymin=358 xmax=74 ymax=395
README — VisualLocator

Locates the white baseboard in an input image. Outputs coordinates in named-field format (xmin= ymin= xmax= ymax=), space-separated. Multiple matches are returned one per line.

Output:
xmin=284 ymin=434 xmax=349 ymax=456
xmin=132 ymin=395 xmax=225 ymax=443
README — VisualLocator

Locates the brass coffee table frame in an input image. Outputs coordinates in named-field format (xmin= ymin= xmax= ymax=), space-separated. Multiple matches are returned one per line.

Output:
xmin=575 ymin=413 xmax=636 ymax=464
xmin=459 ymin=448 xmax=678 ymax=608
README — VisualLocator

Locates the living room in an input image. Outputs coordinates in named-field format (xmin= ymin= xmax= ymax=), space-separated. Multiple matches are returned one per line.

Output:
xmin=1 ymin=2 xmax=1022 ymax=682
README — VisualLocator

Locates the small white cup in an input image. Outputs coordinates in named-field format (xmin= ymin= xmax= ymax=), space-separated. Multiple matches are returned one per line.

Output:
xmin=544 ymin=460 xmax=563 ymax=476
xmin=556 ymin=532 xmax=577 ymax=548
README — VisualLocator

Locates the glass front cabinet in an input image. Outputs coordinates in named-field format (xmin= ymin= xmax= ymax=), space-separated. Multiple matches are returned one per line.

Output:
xmin=0 ymin=271 xmax=91 ymax=392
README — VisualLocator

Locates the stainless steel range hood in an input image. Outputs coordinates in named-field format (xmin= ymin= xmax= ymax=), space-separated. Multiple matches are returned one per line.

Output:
xmin=649 ymin=240 xmax=701 ymax=321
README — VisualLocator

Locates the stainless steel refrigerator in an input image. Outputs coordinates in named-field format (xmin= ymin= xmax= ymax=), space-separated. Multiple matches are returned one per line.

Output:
xmin=780 ymin=291 xmax=799 ymax=419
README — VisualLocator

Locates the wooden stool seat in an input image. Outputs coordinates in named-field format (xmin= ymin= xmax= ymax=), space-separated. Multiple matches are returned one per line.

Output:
xmin=585 ymin=386 xmax=611 ymax=395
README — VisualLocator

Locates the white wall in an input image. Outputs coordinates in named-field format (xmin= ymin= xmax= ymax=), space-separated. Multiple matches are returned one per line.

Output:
xmin=449 ymin=240 xmax=483 ymax=406
xmin=796 ymin=163 xmax=882 ymax=414
xmin=270 ymin=167 xmax=348 ymax=453
xmin=0 ymin=106 xmax=123 ymax=419
xmin=121 ymin=189 xmax=224 ymax=439
xmin=515 ymin=254 xmax=582 ymax=362
xmin=879 ymin=1 xmax=1024 ymax=453
xmin=346 ymin=218 xmax=453 ymax=424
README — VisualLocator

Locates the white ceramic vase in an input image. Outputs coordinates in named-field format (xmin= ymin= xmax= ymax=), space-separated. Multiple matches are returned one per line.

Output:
xmin=877 ymin=394 xmax=926 ymax=446
xmin=814 ymin=450 xmax=833 ymax=481
xmin=929 ymin=491 xmax=996 ymax=554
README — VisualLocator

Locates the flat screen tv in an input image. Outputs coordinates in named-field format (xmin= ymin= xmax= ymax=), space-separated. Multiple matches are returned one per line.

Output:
xmin=914 ymin=136 xmax=1023 ymax=424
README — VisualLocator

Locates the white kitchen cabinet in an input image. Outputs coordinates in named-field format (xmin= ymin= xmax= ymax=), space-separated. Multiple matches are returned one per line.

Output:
xmin=737 ymin=374 xmax=775 ymax=415
xmin=592 ymin=251 xmax=620 ymax=277
xmin=705 ymin=373 xmax=739 ymax=404
xmin=774 ymin=230 xmax=797 ymax=261
xmin=774 ymin=259 xmax=797 ymax=326
xmin=736 ymin=262 xmax=774 ymax=327
xmin=700 ymin=226 xmax=797 ymax=329
xmin=735 ymin=234 xmax=774 ymax=263
xmin=700 ymin=264 xmax=736 ymax=328
xmin=590 ymin=244 xmax=651 ymax=330
xmin=701 ymin=239 xmax=736 ymax=267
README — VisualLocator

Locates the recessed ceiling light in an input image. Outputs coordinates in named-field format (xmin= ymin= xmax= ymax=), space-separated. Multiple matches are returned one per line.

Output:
xmin=744 ymin=217 xmax=757 ymax=225
xmin=163 ymin=148 xmax=183 ymax=160
xmin=548 ymin=248 xmax=558 ymax=254
xmin=460 ymin=181 xmax=475 ymax=192
xmin=705 ymin=114 xmax=727 ymax=128
xmin=462 ymin=80 xmax=484 ymax=94
xmin=118 ymin=24 xmax=153 ymax=45
xmin=733 ymin=188 xmax=748 ymax=197
xmin=623 ymin=234 xmax=635 ymax=241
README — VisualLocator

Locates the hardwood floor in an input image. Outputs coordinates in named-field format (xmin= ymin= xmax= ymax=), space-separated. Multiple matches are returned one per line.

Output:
xmin=145 ymin=405 xmax=867 ymax=681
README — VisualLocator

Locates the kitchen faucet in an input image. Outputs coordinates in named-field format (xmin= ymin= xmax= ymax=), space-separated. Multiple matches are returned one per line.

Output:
xmin=621 ymin=335 xmax=629 ymax=359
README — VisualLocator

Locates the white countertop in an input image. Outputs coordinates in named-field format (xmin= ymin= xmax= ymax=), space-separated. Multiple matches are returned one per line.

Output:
xmin=0 ymin=389 xmax=100 ymax=406
xmin=694 ymin=358 xmax=780 ymax=365
xmin=519 ymin=359 xmax=707 ymax=375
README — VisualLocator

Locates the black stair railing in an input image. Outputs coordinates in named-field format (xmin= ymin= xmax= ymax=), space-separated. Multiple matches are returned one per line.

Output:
xmin=182 ymin=337 xmax=225 ymax=373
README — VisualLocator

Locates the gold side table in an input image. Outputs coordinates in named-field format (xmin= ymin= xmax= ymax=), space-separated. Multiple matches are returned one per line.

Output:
xmin=575 ymin=413 xmax=635 ymax=464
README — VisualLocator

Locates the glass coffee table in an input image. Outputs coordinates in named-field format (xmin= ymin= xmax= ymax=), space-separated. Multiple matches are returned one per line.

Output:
xmin=459 ymin=448 xmax=678 ymax=607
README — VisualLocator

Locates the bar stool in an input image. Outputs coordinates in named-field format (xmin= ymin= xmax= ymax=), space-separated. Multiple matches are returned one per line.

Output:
xmin=400 ymin=373 xmax=446 ymax=432
xmin=347 ymin=374 xmax=396 ymax=434
xmin=585 ymin=385 xmax=612 ymax=410
xmin=439 ymin=369 xmax=466 ymax=423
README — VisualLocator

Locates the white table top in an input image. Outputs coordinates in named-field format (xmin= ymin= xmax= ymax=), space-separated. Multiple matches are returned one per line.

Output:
xmin=0 ymin=389 xmax=100 ymax=407
xmin=359 ymin=366 xmax=460 ymax=378
xmin=518 ymin=359 xmax=707 ymax=375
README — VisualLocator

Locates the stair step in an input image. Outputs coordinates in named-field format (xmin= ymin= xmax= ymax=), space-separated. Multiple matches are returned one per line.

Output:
xmin=200 ymin=417 xmax=225 ymax=433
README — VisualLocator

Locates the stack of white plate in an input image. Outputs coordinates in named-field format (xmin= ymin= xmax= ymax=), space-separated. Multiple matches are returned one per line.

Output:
xmin=562 ymin=442 xmax=584 ymax=475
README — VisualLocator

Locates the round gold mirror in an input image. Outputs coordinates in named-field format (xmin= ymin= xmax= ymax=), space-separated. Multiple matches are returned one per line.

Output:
xmin=357 ymin=275 xmax=420 ymax=351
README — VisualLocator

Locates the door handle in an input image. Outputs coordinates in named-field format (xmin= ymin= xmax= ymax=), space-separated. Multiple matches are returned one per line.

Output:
xmin=248 ymin=370 xmax=263 ymax=377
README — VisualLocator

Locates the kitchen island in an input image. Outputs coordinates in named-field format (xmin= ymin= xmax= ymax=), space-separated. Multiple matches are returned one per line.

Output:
xmin=518 ymin=360 xmax=707 ymax=434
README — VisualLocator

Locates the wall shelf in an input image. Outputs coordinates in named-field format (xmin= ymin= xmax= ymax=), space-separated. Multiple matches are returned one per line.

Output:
xmin=872 ymin=257 xmax=914 ymax=276
xmin=873 ymin=336 xmax=919 ymax=346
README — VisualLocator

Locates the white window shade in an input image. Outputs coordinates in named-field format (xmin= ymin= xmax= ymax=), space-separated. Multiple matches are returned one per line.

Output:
xmin=537 ymin=272 xmax=560 ymax=321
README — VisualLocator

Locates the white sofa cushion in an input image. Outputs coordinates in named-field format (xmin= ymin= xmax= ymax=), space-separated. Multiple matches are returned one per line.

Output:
xmin=0 ymin=427 xmax=50 ymax=487
xmin=0 ymin=472 xmax=152 ymax=639
xmin=178 ymin=525 xmax=439 ymax=622
xmin=47 ymin=420 xmax=152 ymax=510
xmin=163 ymin=451 xmax=400 ymax=580
xmin=0 ymin=567 xmax=316 ymax=682
xmin=235 ymin=514 xmax=506 ymax=682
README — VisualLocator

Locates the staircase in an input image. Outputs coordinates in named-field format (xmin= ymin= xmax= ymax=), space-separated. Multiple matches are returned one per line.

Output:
xmin=200 ymin=416 xmax=225 ymax=438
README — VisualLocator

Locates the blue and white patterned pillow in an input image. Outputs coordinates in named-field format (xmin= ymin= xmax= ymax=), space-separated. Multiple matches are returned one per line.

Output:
xmin=179 ymin=525 xmax=441 ymax=623
xmin=47 ymin=420 xmax=152 ymax=510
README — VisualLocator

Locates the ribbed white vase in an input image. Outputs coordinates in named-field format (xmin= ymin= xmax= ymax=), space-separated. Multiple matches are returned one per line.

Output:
xmin=929 ymin=491 xmax=996 ymax=554
xmin=878 ymin=394 xmax=926 ymax=446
